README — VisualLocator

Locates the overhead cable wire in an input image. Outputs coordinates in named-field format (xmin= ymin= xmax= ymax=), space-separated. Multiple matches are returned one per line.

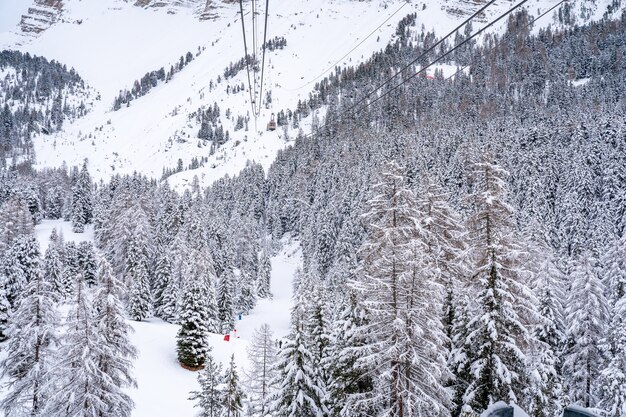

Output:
xmin=258 ymin=0 xmax=271 ymax=115
xmin=299 ymin=0 xmax=537 ymax=140
xmin=363 ymin=0 xmax=531 ymax=111
xmin=239 ymin=0 xmax=256 ymax=118
xmin=285 ymin=0 xmax=410 ymax=92
xmin=444 ymin=0 xmax=568 ymax=82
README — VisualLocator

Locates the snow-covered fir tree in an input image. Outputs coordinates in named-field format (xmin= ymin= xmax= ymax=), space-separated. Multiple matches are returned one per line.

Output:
xmin=563 ymin=252 xmax=609 ymax=408
xmin=125 ymin=224 xmax=152 ymax=321
xmin=256 ymin=250 xmax=272 ymax=299
xmin=324 ymin=291 xmax=374 ymax=416
xmin=597 ymin=233 xmax=626 ymax=416
xmin=177 ymin=278 xmax=211 ymax=369
xmin=0 ymin=279 xmax=9 ymax=341
xmin=153 ymin=249 xmax=177 ymax=321
xmin=70 ymin=161 xmax=93 ymax=233
xmin=4 ymin=234 xmax=42 ymax=308
xmin=218 ymin=269 xmax=236 ymax=333
xmin=45 ymin=278 xmax=116 ymax=417
xmin=77 ymin=241 xmax=98 ymax=287
xmin=190 ymin=348 xmax=224 ymax=417
xmin=461 ymin=161 xmax=537 ymax=414
xmin=526 ymin=244 xmax=566 ymax=417
xmin=223 ymin=354 xmax=244 ymax=417
xmin=271 ymin=293 xmax=327 ymax=417
xmin=92 ymin=257 xmax=138 ymax=417
xmin=0 ymin=264 xmax=59 ymax=417
xmin=43 ymin=231 xmax=65 ymax=300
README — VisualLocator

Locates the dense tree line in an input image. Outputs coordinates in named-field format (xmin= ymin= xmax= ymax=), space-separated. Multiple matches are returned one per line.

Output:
xmin=112 ymin=50 xmax=197 ymax=110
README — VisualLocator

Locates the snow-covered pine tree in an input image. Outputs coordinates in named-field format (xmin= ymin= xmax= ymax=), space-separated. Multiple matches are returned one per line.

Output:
xmin=4 ymin=234 xmax=41 ymax=307
xmin=70 ymin=161 xmax=93 ymax=233
xmin=448 ymin=292 xmax=473 ymax=417
xmin=62 ymin=241 xmax=80 ymax=297
xmin=177 ymin=278 xmax=211 ymax=370
xmin=92 ymin=257 xmax=138 ymax=417
xmin=43 ymin=232 xmax=65 ymax=300
xmin=461 ymin=161 xmax=537 ymax=414
xmin=236 ymin=269 xmax=257 ymax=316
xmin=218 ymin=269 xmax=235 ymax=333
xmin=77 ymin=241 xmax=98 ymax=287
xmin=153 ymin=250 xmax=176 ymax=321
xmin=270 ymin=304 xmax=326 ymax=417
xmin=598 ymin=233 xmax=626 ymax=416
xmin=0 ymin=278 xmax=9 ymax=341
xmin=526 ymin=246 xmax=566 ymax=417
xmin=307 ymin=284 xmax=332 ymax=413
xmin=189 ymin=348 xmax=224 ymax=417
xmin=0 ymin=196 xmax=34 ymax=258
xmin=223 ymin=354 xmax=244 ymax=417
xmin=256 ymin=250 xmax=272 ymax=299
xmin=45 ymin=279 xmax=111 ymax=417
xmin=417 ymin=182 xmax=469 ymax=347
xmin=126 ymin=228 xmax=152 ymax=321
xmin=597 ymin=296 xmax=626 ymax=417
xmin=563 ymin=252 xmax=609 ymax=408
xmin=245 ymin=324 xmax=277 ymax=417
xmin=351 ymin=161 xmax=450 ymax=417
xmin=0 ymin=266 xmax=59 ymax=417
xmin=324 ymin=291 xmax=374 ymax=417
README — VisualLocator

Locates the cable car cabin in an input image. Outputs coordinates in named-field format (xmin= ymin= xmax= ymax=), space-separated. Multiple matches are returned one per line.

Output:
xmin=267 ymin=113 xmax=277 ymax=131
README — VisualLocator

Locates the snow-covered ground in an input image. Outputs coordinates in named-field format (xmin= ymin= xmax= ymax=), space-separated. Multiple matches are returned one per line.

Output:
xmin=0 ymin=220 xmax=302 ymax=417
xmin=128 ymin=239 xmax=301 ymax=417
xmin=34 ymin=219 xmax=95 ymax=252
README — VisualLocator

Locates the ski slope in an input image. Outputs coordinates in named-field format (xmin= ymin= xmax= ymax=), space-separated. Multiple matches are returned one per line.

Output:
xmin=129 ymin=239 xmax=301 ymax=417
xmin=2 ymin=0 xmax=608 ymax=189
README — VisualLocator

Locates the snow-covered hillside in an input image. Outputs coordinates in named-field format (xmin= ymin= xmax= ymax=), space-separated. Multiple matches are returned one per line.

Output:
xmin=1 ymin=0 xmax=615 ymax=188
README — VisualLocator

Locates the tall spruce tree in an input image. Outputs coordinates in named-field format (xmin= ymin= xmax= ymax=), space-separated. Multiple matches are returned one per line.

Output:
xmin=177 ymin=278 xmax=211 ymax=369
xmin=43 ymin=233 xmax=65 ymax=300
xmin=461 ymin=161 xmax=536 ymax=414
xmin=563 ymin=252 xmax=609 ymax=408
xmin=218 ymin=269 xmax=235 ymax=333
xmin=270 ymin=301 xmax=326 ymax=417
xmin=190 ymin=348 xmax=224 ymax=417
xmin=0 ymin=266 xmax=59 ymax=417
xmin=0 ymin=279 xmax=9 ymax=341
xmin=223 ymin=354 xmax=244 ymax=417
xmin=92 ymin=257 xmax=138 ymax=417
xmin=70 ymin=161 xmax=93 ymax=233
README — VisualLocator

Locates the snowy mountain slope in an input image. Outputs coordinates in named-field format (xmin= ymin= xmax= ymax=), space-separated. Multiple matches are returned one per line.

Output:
xmin=0 ymin=0 xmax=621 ymax=188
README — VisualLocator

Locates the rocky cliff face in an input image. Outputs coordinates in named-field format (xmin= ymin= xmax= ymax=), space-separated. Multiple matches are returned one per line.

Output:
xmin=19 ymin=0 xmax=63 ymax=34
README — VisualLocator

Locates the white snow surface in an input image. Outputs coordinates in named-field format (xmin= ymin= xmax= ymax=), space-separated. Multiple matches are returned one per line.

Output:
xmin=0 ymin=0 xmax=590 ymax=190
xmin=34 ymin=219 xmax=95 ymax=252
xmin=0 ymin=222 xmax=302 ymax=417
xmin=480 ymin=401 xmax=531 ymax=417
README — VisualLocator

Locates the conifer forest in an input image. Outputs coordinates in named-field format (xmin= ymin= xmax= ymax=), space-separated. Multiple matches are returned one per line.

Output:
xmin=1 ymin=0 xmax=626 ymax=416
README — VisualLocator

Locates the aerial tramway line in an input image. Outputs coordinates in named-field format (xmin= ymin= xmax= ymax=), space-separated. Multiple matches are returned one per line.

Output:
xmin=238 ymin=0 xmax=274 ymax=130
